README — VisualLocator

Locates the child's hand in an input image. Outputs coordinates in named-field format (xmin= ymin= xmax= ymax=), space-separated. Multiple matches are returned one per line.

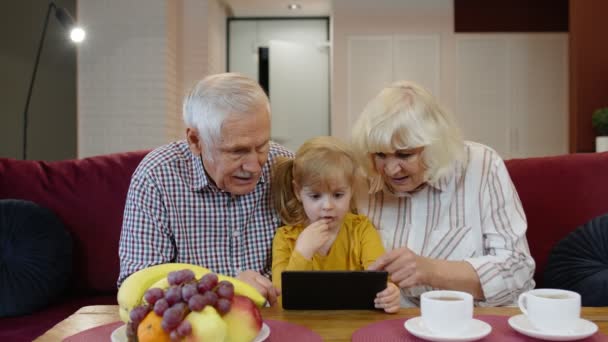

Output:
xmin=295 ymin=219 xmax=330 ymax=259
xmin=375 ymin=282 xmax=400 ymax=313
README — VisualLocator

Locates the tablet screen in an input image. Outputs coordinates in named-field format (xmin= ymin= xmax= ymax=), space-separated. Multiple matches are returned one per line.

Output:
xmin=281 ymin=270 xmax=389 ymax=310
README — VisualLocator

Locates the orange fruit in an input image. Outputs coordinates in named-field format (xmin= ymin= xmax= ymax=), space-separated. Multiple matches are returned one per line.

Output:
xmin=137 ymin=312 xmax=171 ymax=342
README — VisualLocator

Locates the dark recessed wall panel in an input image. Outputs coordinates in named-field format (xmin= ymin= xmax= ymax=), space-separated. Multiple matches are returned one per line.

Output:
xmin=569 ymin=0 xmax=608 ymax=152
xmin=454 ymin=0 xmax=568 ymax=32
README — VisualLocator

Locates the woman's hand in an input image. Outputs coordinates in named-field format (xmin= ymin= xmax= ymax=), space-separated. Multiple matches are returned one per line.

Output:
xmin=368 ymin=247 xmax=430 ymax=288
xmin=294 ymin=219 xmax=330 ymax=259
xmin=375 ymin=282 xmax=401 ymax=313
xmin=369 ymin=248 xmax=485 ymax=299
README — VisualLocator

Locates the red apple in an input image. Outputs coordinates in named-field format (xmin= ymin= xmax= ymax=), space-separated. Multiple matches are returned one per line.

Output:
xmin=222 ymin=295 xmax=263 ymax=342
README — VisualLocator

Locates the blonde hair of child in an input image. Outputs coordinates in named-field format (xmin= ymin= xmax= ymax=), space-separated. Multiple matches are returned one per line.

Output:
xmin=272 ymin=136 xmax=359 ymax=226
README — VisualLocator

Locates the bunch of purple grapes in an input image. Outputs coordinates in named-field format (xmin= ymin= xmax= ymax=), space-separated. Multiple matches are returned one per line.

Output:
xmin=127 ymin=270 xmax=235 ymax=341
xmin=126 ymin=305 xmax=150 ymax=340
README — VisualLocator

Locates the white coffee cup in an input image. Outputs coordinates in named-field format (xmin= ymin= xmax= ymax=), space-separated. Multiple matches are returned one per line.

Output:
xmin=518 ymin=289 xmax=581 ymax=333
xmin=421 ymin=290 xmax=473 ymax=336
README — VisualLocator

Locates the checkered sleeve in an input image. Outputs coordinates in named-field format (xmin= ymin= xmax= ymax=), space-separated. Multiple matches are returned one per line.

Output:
xmin=117 ymin=172 xmax=175 ymax=287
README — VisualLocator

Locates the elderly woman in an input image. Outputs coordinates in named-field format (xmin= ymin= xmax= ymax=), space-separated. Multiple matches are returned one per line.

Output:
xmin=352 ymin=81 xmax=535 ymax=307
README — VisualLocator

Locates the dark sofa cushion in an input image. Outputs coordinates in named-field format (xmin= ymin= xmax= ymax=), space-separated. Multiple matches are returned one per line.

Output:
xmin=0 ymin=199 xmax=72 ymax=317
xmin=544 ymin=213 xmax=608 ymax=306
xmin=505 ymin=151 xmax=608 ymax=286
xmin=0 ymin=151 xmax=148 ymax=294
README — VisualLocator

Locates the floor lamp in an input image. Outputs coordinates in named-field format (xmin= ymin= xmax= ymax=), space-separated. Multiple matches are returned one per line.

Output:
xmin=22 ymin=1 xmax=85 ymax=160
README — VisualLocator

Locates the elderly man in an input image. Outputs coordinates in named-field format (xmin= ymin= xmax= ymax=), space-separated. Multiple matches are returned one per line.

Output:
xmin=118 ymin=73 xmax=292 ymax=305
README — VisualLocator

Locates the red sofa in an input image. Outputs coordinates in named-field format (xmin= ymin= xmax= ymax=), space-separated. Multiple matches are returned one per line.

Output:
xmin=0 ymin=150 xmax=148 ymax=342
xmin=1 ymin=150 xmax=608 ymax=341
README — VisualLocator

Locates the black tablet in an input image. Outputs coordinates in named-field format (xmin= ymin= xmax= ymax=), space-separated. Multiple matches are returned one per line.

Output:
xmin=281 ymin=270 xmax=389 ymax=310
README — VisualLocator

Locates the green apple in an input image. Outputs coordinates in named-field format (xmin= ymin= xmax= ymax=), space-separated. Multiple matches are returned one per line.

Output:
xmin=184 ymin=306 xmax=227 ymax=341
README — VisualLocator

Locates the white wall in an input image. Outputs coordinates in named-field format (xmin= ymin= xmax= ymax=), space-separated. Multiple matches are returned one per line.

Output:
xmin=207 ymin=0 xmax=227 ymax=76
xmin=166 ymin=0 xmax=182 ymax=144
xmin=78 ymin=0 xmax=227 ymax=157
xmin=78 ymin=0 xmax=168 ymax=157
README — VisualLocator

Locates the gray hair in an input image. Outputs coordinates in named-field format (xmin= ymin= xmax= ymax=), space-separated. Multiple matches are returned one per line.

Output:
xmin=351 ymin=80 xmax=465 ymax=193
xmin=182 ymin=73 xmax=270 ymax=158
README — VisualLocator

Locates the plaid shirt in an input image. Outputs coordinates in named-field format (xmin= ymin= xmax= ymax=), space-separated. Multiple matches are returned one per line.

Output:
xmin=118 ymin=140 xmax=293 ymax=286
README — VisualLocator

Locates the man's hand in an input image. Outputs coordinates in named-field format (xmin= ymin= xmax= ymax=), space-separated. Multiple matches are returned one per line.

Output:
xmin=375 ymin=282 xmax=401 ymax=313
xmin=368 ymin=247 xmax=430 ymax=288
xmin=236 ymin=270 xmax=280 ymax=306
xmin=294 ymin=219 xmax=331 ymax=259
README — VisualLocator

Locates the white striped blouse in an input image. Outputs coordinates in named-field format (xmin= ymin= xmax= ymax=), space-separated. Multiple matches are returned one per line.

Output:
xmin=356 ymin=141 xmax=535 ymax=306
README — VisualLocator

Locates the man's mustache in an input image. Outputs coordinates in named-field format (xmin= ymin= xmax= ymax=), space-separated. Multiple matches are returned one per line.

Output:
xmin=234 ymin=171 xmax=254 ymax=178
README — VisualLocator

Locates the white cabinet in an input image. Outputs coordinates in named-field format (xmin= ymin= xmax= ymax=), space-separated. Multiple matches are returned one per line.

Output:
xmin=347 ymin=35 xmax=440 ymax=129
xmin=347 ymin=36 xmax=394 ymax=128
xmin=508 ymin=35 xmax=568 ymax=158
xmin=456 ymin=37 xmax=511 ymax=157
xmin=393 ymin=35 xmax=441 ymax=98
xmin=346 ymin=33 xmax=568 ymax=158
xmin=456 ymin=34 xmax=568 ymax=158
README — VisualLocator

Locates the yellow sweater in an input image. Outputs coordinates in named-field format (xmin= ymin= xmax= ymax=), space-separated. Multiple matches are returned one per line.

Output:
xmin=271 ymin=213 xmax=385 ymax=291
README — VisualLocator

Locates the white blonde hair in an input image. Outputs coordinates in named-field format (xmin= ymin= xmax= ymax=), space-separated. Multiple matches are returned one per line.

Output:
xmin=351 ymin=81 xmax=465 ymax=193
xmin=182 ymin=73 xmax=270 ymax=159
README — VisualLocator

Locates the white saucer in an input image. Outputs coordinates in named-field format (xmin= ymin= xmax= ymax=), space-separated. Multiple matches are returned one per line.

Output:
xmin=404 ymin=316 xmax=492 ymax=342
xmin=508 ymin=314 xmax=598 ymax=341
xmin=111 ymin=322 xmax=270 ymax=342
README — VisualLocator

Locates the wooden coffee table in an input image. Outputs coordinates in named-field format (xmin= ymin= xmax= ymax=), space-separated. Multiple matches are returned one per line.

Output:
xmin=35 ymin=305 xmax=608 ymax=342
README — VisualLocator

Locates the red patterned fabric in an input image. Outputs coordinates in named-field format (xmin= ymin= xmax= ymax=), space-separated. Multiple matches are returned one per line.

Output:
xmin=264 ymin=319 xmax=323 ymax=341
xmin=61 ymin=319 xmax=322 ymax=342
xmin=62 ymin=321 xmax=123 ymax=342
xmin=505 ymin=151 xmax=608 ymax=286
xmin=352 ymin=315 xmax=607 ymax=341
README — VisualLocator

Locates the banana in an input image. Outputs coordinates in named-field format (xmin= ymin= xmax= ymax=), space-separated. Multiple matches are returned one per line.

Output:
xmin=217 ymin=274 xmax=266 ymax=308
xmin=117 ymin=263 xmax=210 ymax=322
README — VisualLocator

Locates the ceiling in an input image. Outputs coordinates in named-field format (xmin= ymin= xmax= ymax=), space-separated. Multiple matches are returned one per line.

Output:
xmin=223 ymin=0 xmax=332 ymax=17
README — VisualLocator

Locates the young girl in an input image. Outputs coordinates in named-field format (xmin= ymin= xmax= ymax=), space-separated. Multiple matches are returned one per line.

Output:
xmin=271 ymin=136 xmax=400 ymax=313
